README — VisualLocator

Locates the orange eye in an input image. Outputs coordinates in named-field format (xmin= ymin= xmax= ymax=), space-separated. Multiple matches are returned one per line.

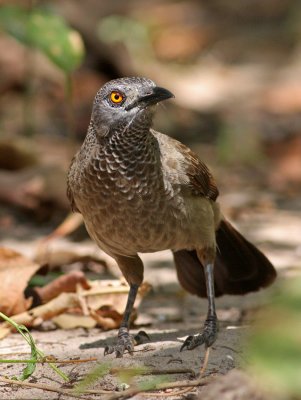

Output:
xmin=110 ymin=91 xmax=124 ymax=104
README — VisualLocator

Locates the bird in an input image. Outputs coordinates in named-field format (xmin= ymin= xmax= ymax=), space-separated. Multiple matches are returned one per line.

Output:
xmin=67 ymin=77 xmax=276 ymax=358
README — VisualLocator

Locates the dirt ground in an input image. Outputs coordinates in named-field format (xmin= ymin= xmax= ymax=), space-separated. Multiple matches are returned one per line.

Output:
xmin=0 ymin=289 xmax=266 ymax=400
xmin=0 ymin=202 xmax=300 ymax=399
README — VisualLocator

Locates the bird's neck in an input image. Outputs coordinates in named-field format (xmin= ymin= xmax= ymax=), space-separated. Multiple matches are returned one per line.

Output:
xmin=82 ymin=116 xmax=159 ymax=172
xmin=96 ymin=111 xmax=157 ymax=159
xmin=108 ymin=122 xmax=152 ymax=153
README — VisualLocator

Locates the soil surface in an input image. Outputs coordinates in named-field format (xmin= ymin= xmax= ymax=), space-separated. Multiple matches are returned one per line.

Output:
xmin=0 ymin=202 xmax=300 ymax=399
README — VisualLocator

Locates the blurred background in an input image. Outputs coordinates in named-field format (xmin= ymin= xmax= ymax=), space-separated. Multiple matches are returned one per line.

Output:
xmin=0 ymin=1 xmax=300 ymax=398
xmin=0 ymin=0 xmax=300 ymax=229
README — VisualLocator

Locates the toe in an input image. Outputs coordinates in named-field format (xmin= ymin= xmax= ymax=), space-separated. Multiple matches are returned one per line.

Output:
xmin=115 ymin=343 xmax=127 ymax=358
xmin=104 ymin=345 xmax=114 ymax=356
xmin=180 ymin=317 xmax=218 ymax=351
xmin=105 ymin=334 xmax=135 ymax=358
xmin=115 ymin=350 xmax=124 ymax=358
xmin=180 ymin=335 xmax=194 ymax=351
xmin=126 ymin=343 xmax=134 ymax=354
xmin=104 ymin=330 xmax=149 ymax=358
xmin=134 ymin=330 xmax=150 ymax=345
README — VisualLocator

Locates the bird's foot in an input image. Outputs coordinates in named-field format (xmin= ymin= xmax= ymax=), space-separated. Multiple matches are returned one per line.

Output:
xmin=104 ymin=328 xmax=150 ymax=358
xmin=104 ymin=327 xmax=134 ymax=358
xmin=180 ymin=315 xmax=218 ymax=351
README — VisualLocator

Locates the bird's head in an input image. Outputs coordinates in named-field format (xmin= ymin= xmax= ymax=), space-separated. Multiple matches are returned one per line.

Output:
xmin=91 ymin=77 xmax=174 ymax=137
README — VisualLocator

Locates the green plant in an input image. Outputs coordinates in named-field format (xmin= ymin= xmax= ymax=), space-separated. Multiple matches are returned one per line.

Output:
xmin=0 ymin=312 xmax=68 ymax=381
xmin=0 ymin=4 xmax=85 ymax=136
xmin=0 ymin=5 xmax=84 ymax=74
xmin=247 ymin=278 xmax=301 ymax=398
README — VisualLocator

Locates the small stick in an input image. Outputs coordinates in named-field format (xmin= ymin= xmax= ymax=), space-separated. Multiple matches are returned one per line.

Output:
xmin=140 ymin=348 xmax=212 ymax=398
xmin=0 ymin=376 xmax=90 ymax=399
xmin=200 ymin=347 xmax=210 ymax=375
xmin=57 ymin=357 xmax=97 ymax=365
xmin=106 ymin=375 xmax=214 ymax=400
xmin=0 ymin=357 xmax=97 ymax=364
xmin=76 ymin=283 xmax=89 ymax=316
xmin=109 ymin=367 xmax=195 ymax=376
xmin=140 ymin=387 xmax=197 ymax=397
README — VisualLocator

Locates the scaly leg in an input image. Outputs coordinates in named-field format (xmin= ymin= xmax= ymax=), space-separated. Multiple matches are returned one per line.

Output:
xmin=104 ymin=283 xmax=139 ymax=357
xmin=181 ymin=248 xmax=218 ymax=351
xmin=104 ymin=254 xmax=147 ymax=358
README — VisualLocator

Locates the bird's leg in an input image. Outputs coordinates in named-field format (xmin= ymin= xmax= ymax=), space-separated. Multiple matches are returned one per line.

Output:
xmin=104 ymin=255 xmax=148 ymax=358
xmin=104 ymin=283 xmax=139 ymax=357
xmin=181 ymin=248 xmax=218 ymax=351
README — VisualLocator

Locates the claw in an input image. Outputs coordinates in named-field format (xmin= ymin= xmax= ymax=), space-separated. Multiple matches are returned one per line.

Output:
xmin=126 ymin=344 xmax=134 ymax=354
xmin=116 ymin=350 xmax=123 ymax=358
xmin=180 ymin=316 xmax=218 ymax=352
xmin=134 ymin=330 xmax=150 ymax=345
xmin=181 ymin=334 xmax=205 ymax=351
xmin=104 ymin=345 xmax=114 ymax=356
xmin=104 ymin=331 xmax=143 ymax=358
xmin=180 ymin=335 xmax=194 ymax=352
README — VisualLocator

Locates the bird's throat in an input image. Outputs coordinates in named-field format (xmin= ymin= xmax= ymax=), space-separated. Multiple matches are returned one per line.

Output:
xmin=105 ymin=111 xmax=156 ymax=160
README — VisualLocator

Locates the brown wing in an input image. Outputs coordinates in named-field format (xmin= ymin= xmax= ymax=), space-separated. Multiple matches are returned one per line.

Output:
xmin=176 ymin=141 xmax=219 ymax=201
xmin=153 ymin=130 xmax=219 ymax=201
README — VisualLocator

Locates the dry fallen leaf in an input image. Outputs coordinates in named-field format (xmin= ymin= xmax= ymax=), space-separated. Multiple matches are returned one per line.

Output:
xmin=0 ymin=292 xmax=80 ymax=339
xmin=84 ymin=280 xmax=152 ymax=315
xmin=0 ymin=247 xmax=41 ymax=315
xmin=52 ymin=313 xmax=97 ymax=329
xmin=89 ymin=308 xmax=121 ymax=330
xmin=34 ymin=270 xmax=91 ymax=303
xmin=0 ymin=279 xmax=151 ymax=338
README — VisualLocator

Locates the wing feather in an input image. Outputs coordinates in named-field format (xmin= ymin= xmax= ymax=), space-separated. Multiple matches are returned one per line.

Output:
xmin=153 ymin=130 xmax=219 ymax=201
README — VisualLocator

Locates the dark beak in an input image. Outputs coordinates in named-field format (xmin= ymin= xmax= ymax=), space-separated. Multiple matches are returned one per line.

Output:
xmin=126 ymin=86 xmax=174 ymax=111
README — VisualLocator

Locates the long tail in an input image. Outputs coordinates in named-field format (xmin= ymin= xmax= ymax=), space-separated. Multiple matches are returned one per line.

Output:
xmin=173 ymin=220 xmax=276 ymax=297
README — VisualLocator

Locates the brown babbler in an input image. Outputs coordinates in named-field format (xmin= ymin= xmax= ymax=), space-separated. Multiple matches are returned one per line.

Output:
xmin=67 ymin=77 xmax=276 ymax=357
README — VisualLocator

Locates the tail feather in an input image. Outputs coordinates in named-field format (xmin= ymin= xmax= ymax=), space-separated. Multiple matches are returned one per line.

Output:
xmin=173 ymin=220 xmax=276 ymax=298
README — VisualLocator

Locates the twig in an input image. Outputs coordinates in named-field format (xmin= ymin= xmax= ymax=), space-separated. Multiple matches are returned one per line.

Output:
xmin=140 ymin=387 xmax=198 ymax=397
xmin=151 ymin=347 xmax=211 ymax=398
xmin=148 ymin=348 xmax=213 ymax=398
xmin=77 ymin=283 xmax=89 ymax=316
xmin=106 ymin=375 xmax=214 ymax=400
xmin=109 ymin=367 xmax=195 ymax=377
xmin=81 ymin=286 xmax=129 ymax=296
xmin=0 ymin=357 xmax=97 ymax=364
xmin=200 ymin=347 xmax=210 ymax=375
xmin=0 ymin=376 xmax=90 ymax=400
xmin=57 ymin=358 xmax=97 ymax=365
xmin=137 ymin=348 xmax=212 ymax=398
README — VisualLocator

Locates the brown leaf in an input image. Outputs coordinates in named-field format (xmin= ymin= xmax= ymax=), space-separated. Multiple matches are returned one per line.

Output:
xmin=89 ymin=308 xmax=121 ymax=330
xmin=0 ymin=279 xmax=151 ymax=337
xmin=0 ymin=247 xmax=41 ymax=316
xmin=84 ymin=280 xmax=152 ymax=315
xmin=52 ymin=313 xmax=97 ymax=329
xmin=34 ymin=270 xmax=91 ymax=303
xmin=1 ymin=292 xmax=79 ymax=333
